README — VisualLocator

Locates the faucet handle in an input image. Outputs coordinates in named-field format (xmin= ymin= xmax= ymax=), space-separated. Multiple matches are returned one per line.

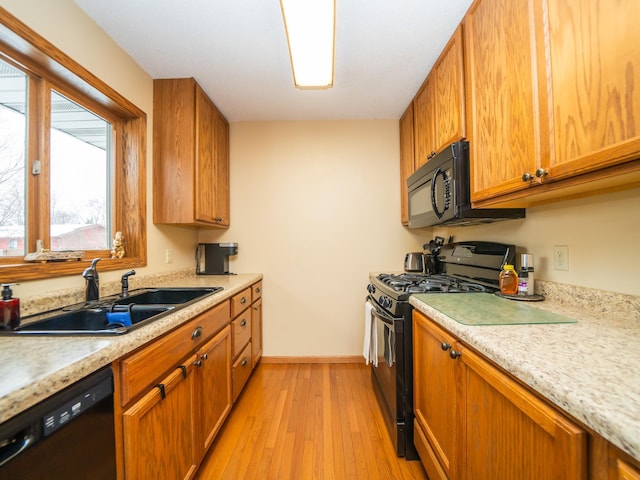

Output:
xmin=120 ymin=270 xmax=136 ymax=297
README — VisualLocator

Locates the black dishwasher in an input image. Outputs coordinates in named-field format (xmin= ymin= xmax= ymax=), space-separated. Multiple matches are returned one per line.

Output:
xmin=0 ymin=366 xmax=116 ymax=479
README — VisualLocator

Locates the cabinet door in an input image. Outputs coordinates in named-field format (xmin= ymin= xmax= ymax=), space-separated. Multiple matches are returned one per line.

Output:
xmin=123 ymin=358 xmax=198 ymax=480
xmin=414 ymin=75 xmax=437 ymax=169
xmin=195 ymin=86 xmax=217 ymax=224
xmin=542 ymin=0 xmax=640 ymax=181
xmin=460 ymin=346 xmax=586 ymax=480
xmin=153 ymin=78 xmax=197 ymax=224
xmin=251 ymin=297 xmax=263 ymax=367
xmin=464 ymin=0 xmax=545 ymax=202
xmin=435 ymin=25 xmax=466 ymax=149
xmin=212 ymin=106 xmax=230 ymax=226
xmin=196 ymin=325 xmax=232 ymax=456
xmin=413 ymin=311 xmax=461 ymax=480
xmin=399 ymin=103 xmax=414 ymax=225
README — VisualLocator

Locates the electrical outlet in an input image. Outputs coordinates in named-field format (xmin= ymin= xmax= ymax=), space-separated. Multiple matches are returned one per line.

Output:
xmin=553 ymin=245 xmax=569 ymax=271
xmin=165 ymin=249 xmax=173 ymax=264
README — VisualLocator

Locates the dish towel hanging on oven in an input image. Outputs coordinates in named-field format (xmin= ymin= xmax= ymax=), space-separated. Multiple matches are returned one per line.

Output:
xmin=363 ymin=300 xmax=378 ymax=367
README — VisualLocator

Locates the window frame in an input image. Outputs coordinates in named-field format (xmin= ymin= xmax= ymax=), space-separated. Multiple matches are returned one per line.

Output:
xmin=0 ymin=7 xmax=147 ymax=282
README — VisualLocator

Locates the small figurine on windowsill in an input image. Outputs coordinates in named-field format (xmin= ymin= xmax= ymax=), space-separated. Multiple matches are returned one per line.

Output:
xmin=111 ymin=231 xmax=125 ymax=259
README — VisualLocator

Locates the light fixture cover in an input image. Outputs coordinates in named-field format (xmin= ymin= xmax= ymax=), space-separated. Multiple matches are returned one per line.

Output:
xmin=280 ymin=0 xmax=335 ymax=89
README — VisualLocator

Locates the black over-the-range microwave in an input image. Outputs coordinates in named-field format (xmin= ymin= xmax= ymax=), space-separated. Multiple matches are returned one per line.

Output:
xmin=407 ymin=141 xmax=525 ymax=228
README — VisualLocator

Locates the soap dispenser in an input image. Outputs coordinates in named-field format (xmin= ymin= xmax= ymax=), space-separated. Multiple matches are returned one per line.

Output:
xmin=1 ymin=283 xmax=20 ymax=330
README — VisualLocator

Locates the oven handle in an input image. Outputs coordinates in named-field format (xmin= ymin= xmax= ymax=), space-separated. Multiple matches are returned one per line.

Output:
xmin=366 ymin=298 xmax=395 ymax=327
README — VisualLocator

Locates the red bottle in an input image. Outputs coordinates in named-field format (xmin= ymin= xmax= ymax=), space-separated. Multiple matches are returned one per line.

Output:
xmin=1 ymin=283 xmax=20 ymax=330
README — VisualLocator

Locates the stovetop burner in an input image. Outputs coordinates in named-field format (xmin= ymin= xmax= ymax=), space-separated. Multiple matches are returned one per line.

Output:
xmin=377 ymin=273 xmax=492 ymax=294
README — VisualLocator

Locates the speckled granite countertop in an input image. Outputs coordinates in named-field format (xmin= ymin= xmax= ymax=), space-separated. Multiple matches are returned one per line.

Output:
xmin=409 ymin=284 xmax=640 ymax=462
xmin=0 ymin=271 xmax=262 ymax=424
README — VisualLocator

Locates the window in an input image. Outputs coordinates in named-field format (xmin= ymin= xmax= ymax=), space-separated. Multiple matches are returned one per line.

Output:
xmin=49 ymin=91 xmax=111 ymax=251
xmin=0 ymin=9 xmax=147 ymax=281
xmin=0 ymin=60 xmax=26 ymax=257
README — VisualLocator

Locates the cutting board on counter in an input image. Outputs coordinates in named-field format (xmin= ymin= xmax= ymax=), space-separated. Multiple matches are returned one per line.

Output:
xmin=413 ymin=293 xmax=577 ymax=326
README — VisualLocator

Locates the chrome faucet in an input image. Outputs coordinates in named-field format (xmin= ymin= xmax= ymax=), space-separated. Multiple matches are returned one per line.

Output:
xmin=120 ymin=270 xmax=136 ymax=298
xmin=82 ymin=258 xmax=101 ymax=302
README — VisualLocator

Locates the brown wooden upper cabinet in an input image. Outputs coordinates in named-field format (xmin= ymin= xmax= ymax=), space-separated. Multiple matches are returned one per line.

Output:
xmin=399 ymin=102 xmax=415 ymax=225
xmin=414 ymin=25 xmax=466 ymax=170
xmin=153 ymin=78 xmax=230 ymax=227
xmin=465 ymin=0 xmax=640 ymax=207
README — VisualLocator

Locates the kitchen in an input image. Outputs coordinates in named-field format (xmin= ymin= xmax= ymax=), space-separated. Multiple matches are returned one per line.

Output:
xmin=0 ymin=0 xmax=639 ymax=478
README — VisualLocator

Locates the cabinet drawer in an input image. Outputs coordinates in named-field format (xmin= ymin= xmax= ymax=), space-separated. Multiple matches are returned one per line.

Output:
xmin=119 ymin=300 xmax=230 ymax=405
xmin=232 ymin=310 xmax=251 ymax=358
xmin=232 ymin=342 xmax=252 ymax=402
xmin=231 ymin=288 xmax=251 ymax=317
xmin=251 ymin=281 xmax=262 ymax=302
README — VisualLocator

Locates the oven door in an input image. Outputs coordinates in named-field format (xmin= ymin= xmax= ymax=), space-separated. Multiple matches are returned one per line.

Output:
xmin=367 ymin=299 xmax=406 ymax=455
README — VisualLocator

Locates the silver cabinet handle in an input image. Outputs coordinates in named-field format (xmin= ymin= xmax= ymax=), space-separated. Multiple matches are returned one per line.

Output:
xmin=241 ymin=297 xmax=247 ymax=304
xmin=449 ymin=349 xmax=462 ymax=360
xmin=240 ymin=318 xmax=247 ymax=327
xmin=522 ymin=172 xmax=533 ymax=182
xmin=535 ymin=168 xmax=548 ymax=178
xmin=191 ymin=326 xmax=203 ymax=340
xmin=241 ymin=358 xmax=248 ymax=367
xmin=256 ymin=287 xmax=261 ymax=294
xmin=441 ymin=342 xmax=451 ymax=351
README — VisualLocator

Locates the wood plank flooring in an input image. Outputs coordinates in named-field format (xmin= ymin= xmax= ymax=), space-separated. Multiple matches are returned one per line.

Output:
xmin=196 ymin=362 xmax=427 ymax=480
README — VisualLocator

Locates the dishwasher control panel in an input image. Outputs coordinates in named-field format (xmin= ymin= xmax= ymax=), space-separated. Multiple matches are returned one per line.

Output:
xmin=42 ymin=376 xmax=113 ymax=437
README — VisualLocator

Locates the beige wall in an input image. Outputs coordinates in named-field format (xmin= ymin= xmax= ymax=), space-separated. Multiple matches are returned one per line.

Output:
xmin=2 ymin=0 xmax=199 ymax=298
xmin=199 ymin=121 xmax=424 ymax=357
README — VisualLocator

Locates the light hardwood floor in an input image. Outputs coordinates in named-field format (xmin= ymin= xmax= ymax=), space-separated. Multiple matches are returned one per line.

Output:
xmin=196 ymin=362 xmax=427 ymax=479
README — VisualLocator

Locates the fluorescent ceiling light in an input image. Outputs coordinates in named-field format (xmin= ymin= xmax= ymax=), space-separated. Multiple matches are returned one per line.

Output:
xmin=280 ymin=0 xmax=335 ymax=89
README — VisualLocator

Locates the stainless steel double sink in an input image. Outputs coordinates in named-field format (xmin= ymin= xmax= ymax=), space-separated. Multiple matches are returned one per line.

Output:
xmin=3 ymin=287 xmax=222 ymax=335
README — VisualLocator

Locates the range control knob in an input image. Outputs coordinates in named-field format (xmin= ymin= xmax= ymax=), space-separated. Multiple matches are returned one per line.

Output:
xmin=367 ymin=284 xmax=376 ymax=294
xmin=381 ymin=296 xmax=392 ymax=309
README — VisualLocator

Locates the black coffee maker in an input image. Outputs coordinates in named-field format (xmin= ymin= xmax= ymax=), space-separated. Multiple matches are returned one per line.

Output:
xmin=196 ymin=243 xmax=238 ymax=275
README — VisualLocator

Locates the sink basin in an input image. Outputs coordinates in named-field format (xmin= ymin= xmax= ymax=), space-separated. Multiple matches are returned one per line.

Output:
xmin=114 ymin=287 xmax=222 ymax=306
xmin=11 ymin=305 xmax=174 ymax=335
xmin=0 ymin=286 xmax=223 ymax=336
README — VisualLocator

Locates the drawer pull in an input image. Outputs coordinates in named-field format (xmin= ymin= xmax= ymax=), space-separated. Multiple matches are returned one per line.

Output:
xmin=241 ymin=297 xmax=247 ymax=304
xmin=156 ymin=383 xmax=166 ymax=400
xmin=441 ymin=342 xmax=451 ymax=351
xmin=201 ymin=353 xmax=208 ymax=361
xmin=177 ymin=365 xmax=188 ymax=379
xmin=240 ymin=318 xmax=247 ymax=327
xmin=194 ymin=359 xmax=203 ymax=367
xmin=256 ymin=287 xmax=261 ymax=294
xmin=241 ymin=358 xmax=248 ymax=367
xmin=191 ymin=326 xmax=203 ymax=340
xmin=449 ymin=349 xmax=462 ymax=360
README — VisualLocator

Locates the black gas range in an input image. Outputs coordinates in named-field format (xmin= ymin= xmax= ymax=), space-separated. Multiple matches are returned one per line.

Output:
xmin=366 ymin=241 xmax=516 ymax=459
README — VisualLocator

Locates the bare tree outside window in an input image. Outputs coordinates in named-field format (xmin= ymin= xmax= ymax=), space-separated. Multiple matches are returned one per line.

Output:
xmin=0 ymin=61 xmax=26 ymax=257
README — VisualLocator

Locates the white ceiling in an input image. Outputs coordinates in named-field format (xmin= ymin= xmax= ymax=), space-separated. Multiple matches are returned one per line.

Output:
xmin=74 ymin=0 xmax=474 ymax=122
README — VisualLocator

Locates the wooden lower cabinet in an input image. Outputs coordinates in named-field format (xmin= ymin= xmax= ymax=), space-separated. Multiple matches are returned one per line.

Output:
xmin=413 ymin=310 xmax=587 ymax=479
xmin=117 ymin=303 xmax=233 ymax=479
xmin=195 ymin=325 xmax=232 ymax=456
xmin=251 ymin=297 xmax=263 ymax=367
xmin=461 ymin=346 xmax=586 ymax=480
xmin=116 ymin=283 xmax=263 ymax=478
xmin=123 ymin=358 xmax=198 ymax=480
xmin=413 ymin=312 xmax=460 ymax=480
